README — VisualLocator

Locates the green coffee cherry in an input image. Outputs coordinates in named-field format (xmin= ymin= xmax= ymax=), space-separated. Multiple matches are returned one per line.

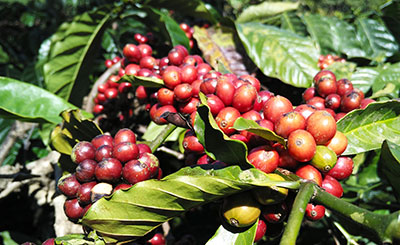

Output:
xmin=310 ymin=145 xmax=337 ymax=172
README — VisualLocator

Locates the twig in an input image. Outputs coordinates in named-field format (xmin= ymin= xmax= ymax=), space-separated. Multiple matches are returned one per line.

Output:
xmin=157 ymin=146 xmax=184 ymax=160
xmin=82 ymin=61 xmax=121 ymax=113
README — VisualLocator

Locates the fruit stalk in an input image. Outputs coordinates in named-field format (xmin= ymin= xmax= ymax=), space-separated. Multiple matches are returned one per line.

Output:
xmin=149 ymin=124 xmax=177 ymax=153
xmin=280 ymin=182 xmax=315 ymax=245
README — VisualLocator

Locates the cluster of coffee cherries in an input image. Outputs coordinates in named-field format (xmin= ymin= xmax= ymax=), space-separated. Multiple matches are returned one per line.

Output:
xmin=302 ymin=70 xmax=375 ymax=121
xmin=57 ymin=128 xmax=161 ymax=223
xmin=179 ymin=22 xmax=195 ymax=49
xmin=317 ymin=54 xmax=346 ymax=70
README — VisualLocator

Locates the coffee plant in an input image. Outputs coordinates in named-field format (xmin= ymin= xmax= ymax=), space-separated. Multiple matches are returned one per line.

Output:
xmin=1 ymin=1 xmax=400 ymax=244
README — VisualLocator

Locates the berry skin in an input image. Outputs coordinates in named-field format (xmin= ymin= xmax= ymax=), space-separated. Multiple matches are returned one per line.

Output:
xmin=178 ymin=97 xmax=199 ymax=114
xmin=326 ymin=156 xmax=353 ymax=180
xmin=325 ymin=131 xmax=348 ymax=155
xmin=174 ymin=83 xmax=193 ymax=102
xmin=306 ymin=204 xmax=325 ymax=221
xmin=206 ymin=94 xmax=225 ymax=117
xmin=64 ymin=198 xmax=85 ymax=221
xmin=222 ymin=192 xmax=261 ymax=228
xmin=306 ymin=96 xmax=325 ymax=110
xmin=138 ymin=44 xmax=152 ymax=56
xmin=95 ymin=158 xmax=123 ymax=183
xmin=294 ymin=104 xmax=316 ymax=120
xmin=238 ymin=75 xmax=261 ymax=92
xmin=263 ymin=95 xmax=293 ymax=123
xmin=325 ymin=94 xmax=341 ymax=111
xmin=147 ymin=233 xmax=166 ymax=245
xmin=71 ymin=141 xmax=96 ymax=164
xmin=114 ymin=128 xmax=136 ymax=145
xmin=287 ymin=129 xmax=316 ymax=162
xmin=215 ymin=79 xmax=236 ymax=106
xmin=57 ymin=174 xmax=81 ymax=198
xmin=138 ymin=152 xmax=160 ymax=178
xmin=310 ymin=145 xmax=337 ymax=172
xmin=113 ymin=183 xmax=132 ymax=192
xmin=232 ymin=84 xmax=258 ymax=113
xmin=296 ymin=165 xmax=322 ymax=186
xmin=95 ymin=145 xmax=113 ymax=162
xmin=180 ymin=65 xmax=198 ymax=84
xmin=123 ymin=44 xmax=141 ymax=62
xmin=247 ymin=146 xmax=279 ymax=174
xmin=152 ymin=105 xmax=178 ymax=125
xmin=274 ymin=111 xmax=306 ymax=138
xmin=137 ymin=143 xmax=152 ymax=156
xmin=183 ymin=135 xmax=204 ymax=153
xmin=306 ymin=110 xmax=337 ymax=144
xmin=215 ymin=107 xmax=241 ymax=135
xmin=162 ymin=66 xmax=182 ymax=89
xmin=262 ymin=202 xmax=288 ymax=223
xmin=113 ymin=142 xmax=139 ymax=163
xmin=322 ymin=175 xmax=343 ymax=198
xmin=75 ymin=159 xmax=97 ymax=182
xmin=336 ymin=78 xmax=353 ymax=96
xmin=91 ymin=134 xmax=114 ymax=149
xmin=157 ymin=88 xmax=175 ymax=105
xmin=93 ymin=104 xmax=104 ymax=115
xmin=122 ymin=160 xmax=151 ymax=184
xmin=340 ymin=90 xmax=362 ymax=112
xmin=315 ymin=75 xmax=337 ymax=97
xmin=302 ymin=87 xmax=316 ymax=102
xmin=254 ymin=219 xmax=267 ymax=242
xmin=77 ymin=181 xmax=97 ymax=205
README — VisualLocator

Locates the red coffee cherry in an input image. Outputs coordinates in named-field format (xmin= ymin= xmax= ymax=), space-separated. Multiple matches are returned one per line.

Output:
xmin=325 ymin=94 xmax=341 ymax=110
xmin=274 ymin=111 xmax=306 ymax=138
xmin=315 ymin=75 xmax=337 ymax=97
xmin=230 ymin=134 xmax=249 ymax=145
xmin=91 ymin=134 xmax=114 ymax=149
xmin=174 ymin=83 xmax=193 ymax=102
xmin=294 ymin=104 xmax=316 ymax=120
xmin=241 ymin=110 xmax=262 ymax=121
xmin=139 ymin=56 xmax=157 ymax=70
xmin=125 ymin=64 xmax=141 ymax=76
xmin=306 ymin=203 xmax=325 ymax=221
xmin=95 ymin=158 xmax=123 ymax=183
xmin=122 ymin=159 xmax=151 ymax=184
xmin=104 ymin=88 xmax=118 ymax=100
xmin=287 ymin=129 xmax=316 ymax=162
xmin=254 ymin=219 xmax=267 ymax=242
xmin=263 ymin=95 xmax=293 ymax=123
xmin=180 ymin=65 xmax=198 ymax=84
xmin=147 ymin=233 xmax=166 ymax=245
xmin=77 ymin=181 xmax=97 ymax=205
xmin=247 ymin=145 xmax=279 ymax=174
xmin=178 ymin=97 xmax=199 ymax=114
xmin=253 ymin=90 xmax=274 ymax=111
xmin=97 ymin=83 xmax=109 ymax=93
xmin=137 ymin=143 xmax=152 ymax=156
xmin=206 ymin=94 xmax=225 ymax=117
xmin=302 ymin=87 xmax=316 ymax=102
xmin=168 ymin=48 xmax=185 ymax=66
xmin=325 ymin=131 xmax=348 ymax=155
xmin=114 ymin=183 xmax=132 ymax=192
xmin=71 ymin=141 xmax=96 ymax=164
xmin=64 ymin=198 xmax=85 ymax=221
xmin=276 ymin=147 xmax=299 ymax=170
xmin=262 ymin=202 xmax=288 ymax=223
xmin=215 ymin=79 xmax=236 ymax=106
xmin=340 ymin=90 xmax=362 ymax=112
xmin=153 ymin=105 xmax=178 ymax=125
xmin=196 ymin=63 xmax=212 ymax=76
xmin=135 ymin=85 xmax=149 ymax=101
xmin=238 ymin=75 xmax=261 ymax=92
xmin=200 ymin=78 xmax=218 ymax=95
xmin=295 ymin=164 xmax=322 ymax=186
xmin=114 ymin=128 xmax=136 ymax=145
xmin=57 ymin=174 xmax=81 ymax=198
xmin=306 ymin=96 xmax=325 ymax=110
xmin=95 ymin=145 xmax=113 ymax=162
xmin=123 ymin=44 xmax=141 ymax=63
xmin=93 ymin=104 xmax=104 ymax=115
xmin=335 ymin=112 xmax=346 ymax=121
xmin=138 ymin=152 xmax=160 ymax=178
xmin=113 ymin=142 xmax=139 ymax=163
xmin=162 ymin=66 xmax=182 ymax=89
xmin=313 ymin=70 xmax=336 ymax=85
xmin=360 ymin=98 xmax=375 ymax=109
xmin=336 ymin=78 xmax=353 ymax=96
xmin=75 ymin=159 xmax=97 ymax=182
xmin=138 ymin=68 xmax=152 ymax=77
xmin=104 ymin=59 xmax=113 ymax=68
xmin=138 ymin=44 xmax=152 ymax=57
xmin=215 ymin=107 xmax=241 ymax=135
xmin=322 ymin=175 xmax=343 ymax=198
xmin=232 ymin=84 xmax=258 ymax=113
xmin=183 ymin=135 xmax=204 ymax=153
xmin=326 ymin=156 xmax=353 ymax=180
xmin=157 ymin=88 xmax=175 ymax=106
xmin=306 ymin=110 xmax=336 ymax=144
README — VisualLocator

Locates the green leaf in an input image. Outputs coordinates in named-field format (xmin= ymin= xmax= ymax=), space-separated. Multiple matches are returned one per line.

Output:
xmin=206 ymin=222 xmax=257 ymax=245
xmin=43 ymin=8 xmax=111 ymax=107
xmin=119 ymin=75 xmax=164 ymax=88
xmin=381 ymin=1 xmax=400 ymax=45
xmin=337 ymin=100 xmax=400 ymax=155
xmin=82 ymin=166 xmax=299 ymax=243
xmin=0 ymin=77 xmax=80 ymax=124
xmin=281 ymin=11 xmax=307 ymax=36
xmin=149 ymin=8 xmax=190 ymax=50
xmin=0 ymin=44 xmax=10 ymax=64
xmin=348 ymin=67 xmax=379 ymax=94
xmin=355 ymin=18 xmax=398 ymax=62
xmin=142 ymin=121 xmax=186 ymax=142
xmin=193 ymin=26 xmax=248 ymax=75
xmin=236 ymin=22 xmax=319 ymax=88
xmin=0 ymin=231 xmax=18 ymax=245
xmin=379 ymin=140 xmax=400 ymax=202
xmin=325 ymin=61 xmax=357 ymax=81
xmin=194 ymin=93 xmax=251 ymax=168
xmin=303 ymin=14 xmax=366 ymax=58
xmin=233 ymin=117 xmax=286 ymax=146
xmin=54 ymin=233 xmax=104 ymax=245
xmin=236 ymin=1 xmax=300 ymax=23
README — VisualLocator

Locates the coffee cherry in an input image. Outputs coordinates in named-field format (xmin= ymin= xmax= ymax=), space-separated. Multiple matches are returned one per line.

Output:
xmin=58 ymin=174 xmax=81 ymax=198
xmin=340 ymin=90 xmax=362 ymax=112
xmin=71 ymin=141 xmax=96 ymax=164
xmin=313 ymin=70 xmax=336 ymax=85
xmin=315 ymin=75 xmax=337 ymax=97
xmin=180 ymin=65 xmax=198 ymax=84
xmin=138 ymin=68 xmax=152 ymax=77
xmin=310 ymin=145 xmax=337 ymax=172
xmin=336 ymin=78 xmax=353 ymax=96
xmin=276 ymin=146 xmax=299 ymax=170
xmin=138 ymin=152 xmax=160 ymax=178
xmin=148 ymin=233 xmax=166 ymax=245
xmin=95 ymin=145 xmax=113 ymax=162
xmin=77 ymin=181 xmax=97 ymax=205
xmin=122 ymin=160 xmax=151 ymax=184
xmin=222 ymin=192 xmax=261 ymax=228
xmin=157 ymin=88 xmax=175 ymax=105
xmin=274 ymin=111 xmax=306 ymax=138
xmin=125 ymin=64 xmax=141 ymax=76
xmin=140 ymin=56 xmax=157 ymax=70
xmin=64 ymin=198 xmax=85 ymax=221
xmin=168 ymin=48 xmax=185 ymax=66
xmin=162 ymin=66 xmax=182 ymax=89
xmin=325 ymin=131 xmax=348 ymax=155
xmin=178 ymin=97 xmax=199 ymax=114
xmin=306 ymin=204 xmax=325 ymax=221
xmin=153 ymin=105 xmax=178 ymax=125
xmin=113 ymin=183 xmax=132 ymax=192
xmin=104 ymin=88 xmax=118 ymax=100
xmin=327 ymin=156 xmax=353 ymax=180
xmin=232 ymin=84 xmax=258 ymax=113
xmin=215 ymin=107 xmax=241 ymax=135
xmin=200 ymin=78 xmax=218 ymax=95
xmin=138 ymin=44 xmax=152 ymax=57
xmin=296 ymin=165 xmax=322 ymax=186
xmin=174 ymin=83 xmax=193 ymax=102
xmin=183 ymin=135 xmax=204 ymax=153
xmin=91 ymin=182 xmax=113 ymax=203
xmin=114 ymin=128 xmax=136 ymax=145
xmin=254 ymin=219 xmax=267 ymax=242
xmin=306 ymin=110 xmax=336 ymax=144
xmin=287 ymin=129 xmax=316 ymax=162
xmin=137 ymin=143 xmax=152 ymax=156
xmin=335 ymin=112 xmax=346 ymax=121
xmin=113 ymin=142 xmax=139 ymax=163
xmin=91 ymin=134 xmax=114 ymax=149
xmin=238 ymin=75 xmax=261 ymax=92
xmin=206 ymin=94 xmax=225 ymax=116
xmin=197 ymin=63 xmax=212 ymax=76
xmin=215 ymin=79 xmax=236 ymax=106
xmin=75 ymin=159 xmax=97 ymax=182
xmin=360 ymin=98 xmax=375 ymax=109
xmin=306 ymin=96 xmax=325 ymax=110
xmin=253 ymin=90 xmax=274 ymax=111
xmin=302 ymin=87 xmax=316 ymax=102
xmin=123 ymin=44 xmax=141 ymax=63
xmin=293 ymin=104 xmax=316 ymax=120
xmin=247 ymin=146 xmax=279 ymax=174
xmin=95 ymin=158 xmax=123 ymax=183
xmin=104 ymin=59 xmax=113 ymax=68
xmin=42 ymin=238 xmax=56 ymax=245
xmin=322 ymin=175 xmax=343 ymax=198
xmin=325 ymin=94 xmax=341 ymax=110
xmin=262 ymin=202 xmax=288 ymax=223
xmin=242 ymin=110 xmax=262 ymax=121
xmin=263 ymin=96 xmax=293 ymax=123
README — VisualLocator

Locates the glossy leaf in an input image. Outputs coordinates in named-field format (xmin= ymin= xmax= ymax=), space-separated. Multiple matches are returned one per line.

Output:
xmin=348 ymin=67 xmax=379 ymax=94
xmin=236 ymin=1 xmax=299 ymax=23
xmin=233 ymin=117 xmax=286 ymax=146
xmin=83 ymin=166 xmax=299 ymax=243
xmin=54 ymin=233 xmax=104 ymax=245
xmin=337 ymin=100 xmax=400 ymax=155
xmin=0 ymin=77 xmax=79 ymax=124
xmin=381 ymin=0 xmax=400 ymax=44
xmin=119 ymin=75 xmax=164 ymax=88
xmin=379 ymin=140 xmax=400 ymax=202
xmin=43 ymin=8 xmax=111 ymax=106
xmin=142 ymin=121 xmax=186 ymax=142
xmin=193 ymin=26 xmax=248 ymax=76
xmin=325 ymin=61 xmax=357 ymax=81
xmin=150 ymin=8 xmax=190 ymax=50
xmin=194 ymin=93 xmax=251 ymax=168
xmin=206 ymin=222 xmax=257 ymax=245
xmin=281 ymin=11 xmax=307 ymax=36
xmin=236 ymin=22 xmax=319 ymax=88
xmin=355 ymin=18 xmax=398 ymax=62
